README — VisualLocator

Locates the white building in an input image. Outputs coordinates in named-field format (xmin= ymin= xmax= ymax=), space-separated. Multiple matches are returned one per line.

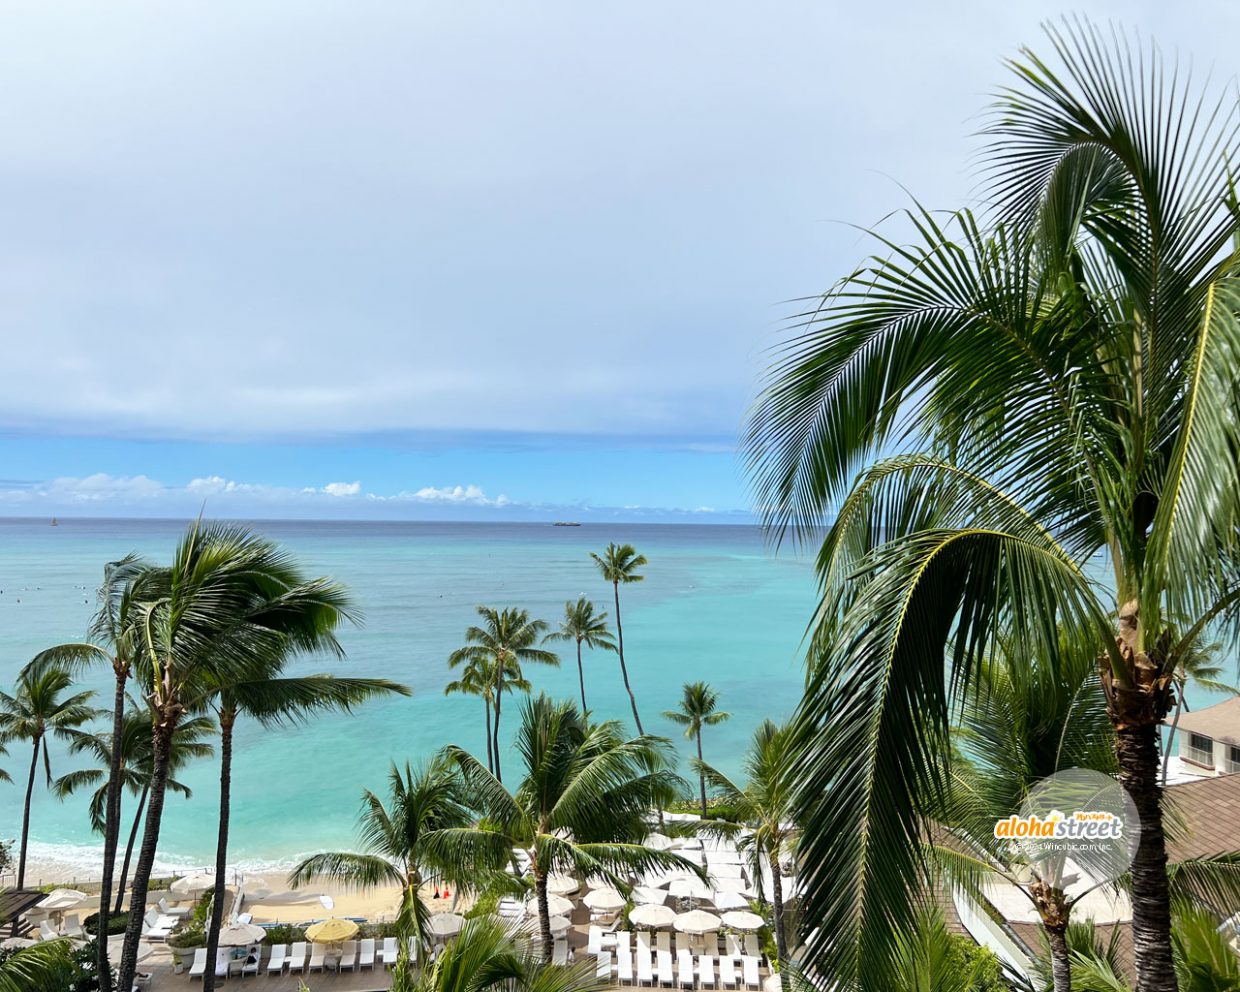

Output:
xmin=1170 ymin=696 xmax=1240 ymax=777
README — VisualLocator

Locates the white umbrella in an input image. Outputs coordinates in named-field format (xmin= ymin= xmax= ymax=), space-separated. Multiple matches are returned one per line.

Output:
xmin=107 ymin=935 xmax=154 ymax=961
xmin=632 ymin=886 xmax=668 ymax=905
xmin=547 ymin=915 xmax=572 ymax=934
xmin=428 ymin=913 xmax=465 ymax=937
xmin=644 ymin=833 xmax=675 ymax=851
xmin=668 ymin=878 xmax=713 ymax=901
xmin=37 ymin=889 xmax=87 ymax=913
xmin=711 ymin=891 xmax=750 ymax=911
xmin=673 ymin=909 xmax=722 ymax=934
xmin=711 ymin=878 xmax=754 ymax=895
xmin=629 ymin=904 xmax=676 ymax=929
xmin=709 ymin=862 xmax=744 ymax=879
xmin=583 ymin=888 xmax=625 ymax=912
xmin=677 ymin=849 xmax=706 ymax=865
xmin=546 ymin=874 xmax=579 ymax=895
xmin=721 ymin=911 xmax=765 ymax=932
xmin=171 ymin=873 xmax=215 ymax=895
xmin=217 ymin=922 xmax=267 ymax=947
xmin=526 ymin=894 xmax=574 ymax=917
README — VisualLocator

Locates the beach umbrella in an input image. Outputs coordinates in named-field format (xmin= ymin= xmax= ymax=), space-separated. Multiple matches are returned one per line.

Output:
xmin=36 ymin=889 xmax=87 ymax=913
xmin=710 ymin=891 xmax=750 ymax=911
xmin=217 ymin=922 xmax=267 ymax=947
xmin=171 ymin=873 xmax=215 ymax=895
xmin=709 ymin=862 xmax=744 ymax=879
xmin=526 ymin=894 xmax=574 ymax=917
xmin=628 ymin=904 xmax=676 ymax=929
xmin=305 ymin=918 xmax=359 ymax=943
xmin=644 ymin=833 xmax=675 ymax=851
xmin=582 ymin=888 xmax=625 ymax=912
xmin=547 ymin=915 xmax=572 ymax=934
xmin=107 ymin=935 xmax=155 ymax=962
xmin=711 ymin=878 xmax=754 ymax=895
xmin=545 ymin=874 xmax=579 ymax=895
xmin=673 ymin=909 xmax=721 ymax=935
xmin=632 ymin=886 xmax=668 ymax=905
xmin=428 ymin=913 xmax=465 ymax=937
xmin=667 ymin=878 xmax=712 ymax=901
xmin=721 ymin=911 xmax=764 ymax=932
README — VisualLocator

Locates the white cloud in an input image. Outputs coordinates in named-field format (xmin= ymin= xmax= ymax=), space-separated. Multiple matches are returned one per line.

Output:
xmin=403 ymin=484 xmax=509 ymax=507
xmin=322 ymin=481 xmax=361 ymax=497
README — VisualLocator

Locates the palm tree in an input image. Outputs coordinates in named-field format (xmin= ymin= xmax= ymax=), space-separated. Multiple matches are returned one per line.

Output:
xmin=445 ymin=656 xmax=531 ymax=776
xmin=53 ymin=706 xmax=215 ymax=915
xmin=289 ymin=760 xmax=474 ymax=981
xmin=200 ymin=669 xmax=407 ymax=992
xmin=436 ymin=693 xmax=702 ymax=960
xmin=590 ymin=545 xmax=647 ymax=733
xmin=448 ymin=607 xmax=558 ymax=783
xmin=697 ymin=720 xmax=797 ymax=972
xmin=744 ymin=21 xmax=1240 ymax=991
xmin=0 ymin=668 xmax=100 ymax=894
xmin=663 ymin=682 xmax=730 ymax=818
xmin=23 ymin=554 xmax=152 ymax=991
xmin=0 ymin=936 xmax=77 ymax=992
xmin=545 ymin=597 xmax=617 ymax=713
xmin=115 ymin=522 xmax=357 ymax=992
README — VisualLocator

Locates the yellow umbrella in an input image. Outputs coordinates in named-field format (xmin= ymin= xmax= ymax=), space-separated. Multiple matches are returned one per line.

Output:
xmin=305 ymin=918 xmax=359 ymax=943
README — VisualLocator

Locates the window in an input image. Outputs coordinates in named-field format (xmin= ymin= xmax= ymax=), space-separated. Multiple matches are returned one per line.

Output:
xmin=1229 ymin=745 xmax=1240 ymax=775
xmin=1186 ymin=733 xmax=1214 ymax=767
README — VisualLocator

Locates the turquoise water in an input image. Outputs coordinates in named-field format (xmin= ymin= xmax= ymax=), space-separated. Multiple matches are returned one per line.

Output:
xmin=0 ymin=518 xmax=817 ymax=873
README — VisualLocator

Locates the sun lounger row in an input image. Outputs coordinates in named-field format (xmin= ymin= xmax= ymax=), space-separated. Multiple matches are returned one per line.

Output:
xmin=597 ymin=950 xmax=762 ymax=989
xmin=188 ymin=936 xmax=417 ymax=979
xmin=588 ymin=929 xmax=762 ymax=962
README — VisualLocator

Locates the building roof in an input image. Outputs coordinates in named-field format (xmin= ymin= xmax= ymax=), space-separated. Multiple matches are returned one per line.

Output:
xmin=1171 ymin=696 xmax=1240 ymax=748
xmin=1165 ymin=771 xmax=1240 ymax=861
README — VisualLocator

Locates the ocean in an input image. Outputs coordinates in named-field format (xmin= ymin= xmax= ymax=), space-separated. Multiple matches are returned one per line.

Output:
xmin=0 ymin=517 xmax=818 ymax=878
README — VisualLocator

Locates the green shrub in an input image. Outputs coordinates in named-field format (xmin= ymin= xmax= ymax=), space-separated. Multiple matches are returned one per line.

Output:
xmin=168 ymin=926 xmax=206 ymax=949
xmin=262 ymin=924 xmax=307 ymax=945
xmin=83 ymin=911 xmax=128 ymax=937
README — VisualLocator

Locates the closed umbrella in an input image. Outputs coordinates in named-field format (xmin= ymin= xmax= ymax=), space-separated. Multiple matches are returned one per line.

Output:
xmin=721 ymin=911 xmax=764 ymax=932
xmin=629 ymin=904 xmax=676 ymax=929
xmin=171 ymin=873 xmax=215 ymax=896
xmin=583 ymin=888 xmax=625 ymax=912
xmin=546 ymin=874 xmax=579 ymax=895
xmin=217 ymin=922 xmax=267 ymax=947
xmin=711 ymin=892 xmax=750 ymax=911
xmin=427 ymin=913 xmax=465 ymax=937
xmin=305 ymin=918 xmax=359 ymax=943
xmin=667 ymin=878 xmax=712 ymax=901
xmin=632 ymin=886 xmax=668 ymax=905
xmin=673 ymin=909 xmax=722 ymax=935
xmin=526 ymin=894 xmax=574 ymax=917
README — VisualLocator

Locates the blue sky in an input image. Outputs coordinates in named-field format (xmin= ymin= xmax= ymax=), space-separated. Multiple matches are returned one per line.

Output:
xmin=0 ymin=0 xmax=1226 ymax=521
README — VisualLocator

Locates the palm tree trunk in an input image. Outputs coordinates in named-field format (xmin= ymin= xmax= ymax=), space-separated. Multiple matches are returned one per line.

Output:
xmin=11 ymin=736 xmax=40 ymax=936
xmin=696 ymin=730 xmax=707 ymax=818
xmin=1161 ymin=678 xmax=1187 ymax=787
xmin=114 ymin=785 xmax=148 ymax=914
xmin=116 ymin=718 xmax=175 ymax=992
xmin=1116 ymin=724 xmax=1177 ymax=992
xmin=484 ymin=698 xmax=494 ymax=776
xmin=577 ymin=640 xmax=587 ymax=713
xmin=202 ymin=708 xmax=235 ymax=992
xmin=613 ymin=581 xmax=643 ymax=734
xmin=535 ymin=867 xmax=553 ymax=961
xmin=493 ymin=668 xmax=504 ymax=783
xmin=1045 ymin=924 xmax=1071 ymax=992
xmin=96 ymin=668 xmax=127 ymax=992
xmin=771 ymin=860 xmax=789 ymax=990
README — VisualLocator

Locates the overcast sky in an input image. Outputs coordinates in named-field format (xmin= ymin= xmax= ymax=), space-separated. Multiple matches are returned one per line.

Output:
xmin=1 ymin=0 xmax=1232 ymax=520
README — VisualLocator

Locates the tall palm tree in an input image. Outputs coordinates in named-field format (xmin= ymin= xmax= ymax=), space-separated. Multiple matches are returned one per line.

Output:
xmin=115 ymin=522 xmax=355 ymax=992
xmin=744 ymin=21 xmax=1240 ymax=991
xmin=663 ymin=682 xmax=730 ymax=818
xmin=448 ymin=608 xmax=557 ymax=783
xmin=445 ymin=656 xmax=531 ymax=776
xmin=289 ymin=760 xmax=474 ymax=982
xmin=0 ymin=668 xmax=100 ymax=894
xmin=24 ymin=554 xmax=152 ymax=991
xmin=697 ymin=720 xmax=797 ymax=972
xmin=590 ymin=544 xmax=647 ymax=733
xmin=545 ymin=597 xmax=617 ymax=714
xmin=436 ymin=694 xmax=702 ymax=959
xmin=53 ymin=706 xmax=215 ymax=914
xmin=200 ymin=669 xmax=407 ymax=992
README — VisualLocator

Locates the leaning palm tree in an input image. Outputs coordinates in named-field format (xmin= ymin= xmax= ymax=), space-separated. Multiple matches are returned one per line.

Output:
xmin=445 ymin=656 xmax=531 ymax=776
xmin=0 ymin=668 xmax=100 ymax=894
xmin=745 ymin=21 xmax=1240 ymax=991
xmin=697 ymin=720 xmax=797 ymax=972
xmin=290 ymin=759 xmax=474 ymax=981
xmin=199 ymin=666 xmax=408 ymax=992
xmin=448 ymin=607 xmax=558 ymax=783
xmin=437 ymin=694 xmax=702 ymax=959
xmin=663 ymin=681 xmax=730 ymax=818
xmin=590 ymin=544 xmax=647 ymax=733
xmin=545 ymin=597 xmax=617 ymax=714
xmin=54 ymin=706 xmax=215 ymax=914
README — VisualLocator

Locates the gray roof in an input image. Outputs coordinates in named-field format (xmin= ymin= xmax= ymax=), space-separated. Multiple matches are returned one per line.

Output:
xmin=1168 ymin=696 xmax=1240 ymax=748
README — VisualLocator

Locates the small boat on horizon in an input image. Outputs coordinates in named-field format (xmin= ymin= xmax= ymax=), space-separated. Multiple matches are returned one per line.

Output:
xmin=552 ymin=521 xmax=581 ymax=527
xmin=50 ymin=517 xmax=58 ymax=526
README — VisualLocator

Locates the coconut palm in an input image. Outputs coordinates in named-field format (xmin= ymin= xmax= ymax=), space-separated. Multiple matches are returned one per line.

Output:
xmin=445 ymin=656 xmax=531 ymax=776
xmin=200 ymin=668 xmax=408 ymax=992
xmin=436 ymin=693 xmax=702 ymax=959
xmin=0 ymin=668 xmax=100 ymax=894
xmin=744 ymin=21 xmax=1240 ymax=990
xmin=663 ymin=682 xmax=730 ymax=818
xmin=545 ymin=597 xmax=617 ymax=714
xmin=589 ymin=544 xmax=647 ymax=733
xmin=53 ymin=706 xmax=215 ymax=914
xmin=697 ymin=720 xmax=797 ymax=971
xmin=289 ymin=759 xmax=474 ymax=981
xmin=448 ymin=607 xmax=558 ymax=783
xmin=0 ymin=936 xmax=77 ymax=992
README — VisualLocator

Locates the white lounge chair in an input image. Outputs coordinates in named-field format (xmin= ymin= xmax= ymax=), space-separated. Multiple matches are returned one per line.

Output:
xmin=657 ymin=950 xmax=675 ymax=987
xmin=37 ymin=920 xmax=59 ymax=941
xmin=743 ymin=935 xmax=760 ymax=959
xmin=267 ymin=943 xmax=288 ymax=974
xmin=408 ymin=935 xmax=420 ymax=963
xmin=141 ymin=909 xmax=172 ymax=941
xmin=618 ymin=932 xmax=632 ymax=955
xmin=553 ymin=938 xmax=570 ymax=966
xmin=657 ymin=932 xmax=671 ymax=953
xmin=242 ymin=943 xmax=261 ymax=977
xmin=677 ymin=948 xmax=696 ymax=988
xmin=157 ymin=897 xmax=189 ymax=920
xmin=719 ymin=956 xmax=738 ymax=989
xmin=637 ymin=950 xmax=654 ymax=986
xmin=637 ymin=931 xmax=652 ymax=955
xmin=588 ymin=925 xmax=603 ymax=955
xmin=703 ymin=932 xmax=719 ymax=954
xmin=380 ymin=936 xmax=398 ymax=967
xmin=188 ymin=948 xmax=208 ymax=980
xmin=338 ymin=939 xmax=358 ymax=971
xmin=595 ymin=951 xmax=612 ymax=979
xmin=359 ymin=938 xmax=376 ymax=970
xmin=62 ymin=914 xmax=84 ymax=938
xmin=309 ymin=943 xmax=327 ymax=972
xmin=741 ymin=956 xmax=760 ymax=990
xmin=725 ymin=935 xmax=742 ymax=957
xmin=618 ymin=948 xmax=634 ymax=984
xmin=213 ymin=949 xmax=229 ymax=981
xmin=699 ymin=955 xmax=716 ymax=988
xmin=287 ymin=941 xmax=308 ymax=973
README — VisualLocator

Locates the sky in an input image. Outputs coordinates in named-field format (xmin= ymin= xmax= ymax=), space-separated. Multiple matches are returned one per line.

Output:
xmin=0 ymin=0 xmax=1233 ymax=521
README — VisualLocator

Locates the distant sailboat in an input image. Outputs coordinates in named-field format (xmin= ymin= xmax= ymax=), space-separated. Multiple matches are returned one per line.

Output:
xmin=50 ymin=517 xmax=58 ymax=527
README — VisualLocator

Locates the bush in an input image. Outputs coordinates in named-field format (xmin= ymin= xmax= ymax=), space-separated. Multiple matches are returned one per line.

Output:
xmin=262 ymin=924 xmax=306 ymax=945
xmin=168 ymin=926 xmax=206 ymax=949
xmin=83 ymin=911 xmax=128 ymax=937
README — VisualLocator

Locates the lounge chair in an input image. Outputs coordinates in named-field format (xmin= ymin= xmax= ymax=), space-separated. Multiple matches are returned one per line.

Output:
xmin=741 ymin=956 xmax=760 ymax=990
xmin=595 ymin=951 xmax=613 ymax=979
xmin=188 ymin=948 xmax=208 ymax=980
xmin=617 ymin=947 xmax=633 ymax=984
xmin=213 ymin=949 xmax=229 ymax=981
xmin=703 ymin=932 xmax=719 ymax=954
xmin=677 ymin=948 xmax=696 ymax=988
xmin=308 ymin=943 xmax=327 ymax=972
xmin=719 ymin=956 xmax=737 ymax=989
xmin=62 ymin=914 xmax=85 ymax=938
xmin=553 ymin=938 xmax=570 ymax=966
xmin=699 ymin=955 xmax=716 ymax=988
xmin=287 ymin=941 xmax=308 ymax=973
xmin=338 ymin=939 xmax=358 ymax=971
xmin=37 ymin=921 xmax=59 ymax=941
xmin=408 ymin=935 xmax=420 ymax=963
xmin=588 ymin=926 xmax=603 ymax=956
xmin=242 ymin=943 xmax=261 ymax=977
xmin=743 ymin=935 xmax=760 ymax=959
xmin=637 ymin=931 xmax=652 ymax=955
xmin=359 ymin=938 xmax=376 ymax=970
xmin=725 ymin=935 xmax=742 ymax=957
xmin=267 ymin=943 xmax=288 ymax=974
xmin=618 ymin=931 xmax=632 ymax=955
xmin=657 ymin=950 xmax=674 ymax=987
xmin=637 ymin=950 xmax=654 ymax=986
xmin=140 ymin=910 xmax=170 ymax=941
xmin=657 ymin=932 xmax=671 ymax=953
xmin=158 ymin=897 xmax=189 ymax=920
xmin=380 ymin=936 xmax=398 ymax=967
